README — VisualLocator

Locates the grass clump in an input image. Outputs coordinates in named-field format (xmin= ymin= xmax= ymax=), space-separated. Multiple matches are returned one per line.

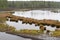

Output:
xmin=0 ymin=23 xmax=16 ymax=32
xmin=0 ymin=17 xmax=6 ymax=23
xmin=18 ymin=29 xmax=44 ymax=35
xmin=51 ymin=30 xmax=60 ymax=37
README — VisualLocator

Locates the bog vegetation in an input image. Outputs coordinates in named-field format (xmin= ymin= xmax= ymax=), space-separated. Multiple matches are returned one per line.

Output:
xmin=0 ymin=0 xmax=60 ymax=37
xmin=0 ymin=12 xmax=44 ymax=35
xmin=0 ymin=12 xmax=60 ymax=37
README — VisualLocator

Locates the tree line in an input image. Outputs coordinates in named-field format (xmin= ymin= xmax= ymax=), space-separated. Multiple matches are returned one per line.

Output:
xmin=8 ymin=1 xmax=60 ymax=9
xmin=0 ymin=0 xmax=60 ymax=10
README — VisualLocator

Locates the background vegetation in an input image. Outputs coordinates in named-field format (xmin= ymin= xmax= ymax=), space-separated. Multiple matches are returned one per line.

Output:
xmin=8 ymin=1 xmax=60 ymax=9
xmin=0 ymin=0 xmax=60 ymax=10
xmin=0 ymin=0 xmax=8 ymax=10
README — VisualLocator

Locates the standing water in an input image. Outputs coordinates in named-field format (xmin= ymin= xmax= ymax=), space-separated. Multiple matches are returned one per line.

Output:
xmin=13 ymin=10 xmax=60 ymax=21
xmin=6 ymin=10 xmax=60 ymax=40
xmin=6 ymin=10 xmax=60 ymax=30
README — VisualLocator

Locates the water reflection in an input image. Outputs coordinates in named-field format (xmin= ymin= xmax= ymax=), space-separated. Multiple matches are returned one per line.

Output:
xmin=44 ymin=26 xmax=56 ymax=31
xmin=13 ymin=10 xmax=60 ymax=21
xmin=6 ymin=20 xmax=57 ymax=31
xmin=6 ymin=21 xmax=39 ymax=30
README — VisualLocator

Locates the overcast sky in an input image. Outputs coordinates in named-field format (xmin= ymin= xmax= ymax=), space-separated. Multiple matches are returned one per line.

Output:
xmin=7 ymin=0 xmax=60 ymax=2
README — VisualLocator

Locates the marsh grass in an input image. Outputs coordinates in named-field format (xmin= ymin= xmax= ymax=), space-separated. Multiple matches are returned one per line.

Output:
xmin=0 ymin=17 xmax=7 ymax=23
xmin=0 ymin=12 xmax=44 ymax=36
xmin=51 ymin=30 xmax=60 ymax=37
xmin=18 ymin=29 xmax=44 ymax=35
xmin=0 ymin=23 xmax=16 ymax=32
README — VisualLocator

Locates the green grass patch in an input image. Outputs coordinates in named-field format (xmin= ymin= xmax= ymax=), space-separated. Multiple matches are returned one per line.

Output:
xmin=0 ymin=17 xmax=7 ymax=23
xmin=51 ymin=30 xmax=60 ymax=37
xmin=17 ymin=29 xmax=44 ymax=35
xmin=0 ymin=23 xmax=16 ymax=32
